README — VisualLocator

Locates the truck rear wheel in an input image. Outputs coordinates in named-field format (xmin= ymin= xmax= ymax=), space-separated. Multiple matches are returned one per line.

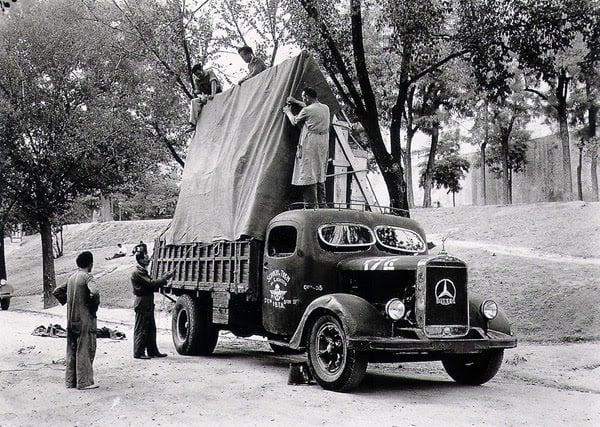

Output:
xmin=172 ymin=294 xmax=218 ymax=356
xmin=307 ymin=314 xmax=367 ymax=392
xmin=1 ymin=298 xmax=9 ymax=310
xmin=442 ymin=350 xmax=504 ymax=385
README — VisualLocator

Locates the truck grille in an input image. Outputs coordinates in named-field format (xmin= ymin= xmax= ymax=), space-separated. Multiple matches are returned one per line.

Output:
xmin=415 ymin=255 xmax=469 ymax=338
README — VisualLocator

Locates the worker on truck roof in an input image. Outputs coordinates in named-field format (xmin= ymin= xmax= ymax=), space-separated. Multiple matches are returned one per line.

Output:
xmin=283 ymin=87 xmax=330 ymax=207
xmin=188 ymin=62 xmax=222 ymax=133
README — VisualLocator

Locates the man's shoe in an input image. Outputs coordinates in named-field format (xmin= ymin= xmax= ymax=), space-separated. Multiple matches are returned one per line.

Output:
xmin=134 ymin=355 xmax=151 ymax=360
xmin=78 ymin=384 xmax=99 ymax=390
xmin=150 ymin=352 xmax=167 ymax=358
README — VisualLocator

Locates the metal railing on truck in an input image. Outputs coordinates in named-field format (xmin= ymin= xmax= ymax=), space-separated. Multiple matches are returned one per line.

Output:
xmin=151 ymin=239 xmax=263 ymax=325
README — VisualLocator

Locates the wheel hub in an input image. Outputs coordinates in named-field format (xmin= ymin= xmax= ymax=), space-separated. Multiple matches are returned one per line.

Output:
xmin=316 ymin=323 xmax=345 ymax=374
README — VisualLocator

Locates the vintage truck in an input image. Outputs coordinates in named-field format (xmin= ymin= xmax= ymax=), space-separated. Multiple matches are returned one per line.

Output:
xmin=152 ymin=206 xmax=517 ymax=391
xmin=151 ymin=52 xmax=516 ymax=391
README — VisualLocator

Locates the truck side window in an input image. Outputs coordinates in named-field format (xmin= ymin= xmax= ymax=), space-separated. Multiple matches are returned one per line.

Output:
xmin=267 ymin=225 xmax=297 ymax=257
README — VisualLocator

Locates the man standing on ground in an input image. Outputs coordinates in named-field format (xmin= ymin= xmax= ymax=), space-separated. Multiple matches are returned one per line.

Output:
xmin=283 ymin=87 xmax=330 ymax=207
xmin=131 ymin=252 xmax=174 ymax=359
xmin=237 ymin=46 xmax=267 ymax=85
xmin=131 ymin=240 xmax=147 ymax=256
xmin=53 ymin=251 xmax=100 ymax=390
xmin=188 ymin=62 xmax=222 ymax=133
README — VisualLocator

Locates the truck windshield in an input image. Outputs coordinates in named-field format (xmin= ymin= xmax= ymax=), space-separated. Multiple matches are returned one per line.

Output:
xmin=374 ymin=225 xmax=425 ymax=253
xmin=318 ymin=223 xmax=375 ymax=249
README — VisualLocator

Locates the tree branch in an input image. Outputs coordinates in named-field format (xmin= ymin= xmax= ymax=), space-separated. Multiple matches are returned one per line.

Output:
xmin=408 ymin=49 xmax=469 ymax=85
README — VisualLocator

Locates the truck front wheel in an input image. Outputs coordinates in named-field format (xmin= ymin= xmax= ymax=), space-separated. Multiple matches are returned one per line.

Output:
xmin=442 ymin=350 xmax=504 ymax=385
xmin=1 ymin=298 xmax=9 ymax=310
xmin=307 ymin=314 xmax=367 ymax=392
xmin=172 ymin=295 xmax=218 ymax=356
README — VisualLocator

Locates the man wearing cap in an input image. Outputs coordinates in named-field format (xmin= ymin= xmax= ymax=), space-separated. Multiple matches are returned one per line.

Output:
xmin=188 ymin=62 xmax=223 ymax=133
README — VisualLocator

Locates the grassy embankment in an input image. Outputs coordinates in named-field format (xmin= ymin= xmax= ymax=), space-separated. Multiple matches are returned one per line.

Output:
xmin=5 ymin=201 xmax=600 ymax=343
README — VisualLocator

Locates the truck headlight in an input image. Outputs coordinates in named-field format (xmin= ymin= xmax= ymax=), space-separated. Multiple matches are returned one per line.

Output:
xmin=480 ymin=299 xmax=498 ymax=320
xmin=0 ymin=279 xmax=6 ymax=286
xmin=385 ymin=298 xmax=405 ymax=321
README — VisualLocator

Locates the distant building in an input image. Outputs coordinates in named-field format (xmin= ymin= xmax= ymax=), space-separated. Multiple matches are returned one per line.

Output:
xmin=471 ymin=133 xmax=598 ymax=205
xmin=407 ymin=133 xmax=599 ymax=207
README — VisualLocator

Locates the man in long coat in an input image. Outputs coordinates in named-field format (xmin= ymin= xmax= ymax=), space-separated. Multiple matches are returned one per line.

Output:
xmin=131 ymin=252 xmax=174 ymax=359
xmin=283 ymin=86 xmax=330 ymax=206
xmin=53 ymin=251 xmax=100 ymax=390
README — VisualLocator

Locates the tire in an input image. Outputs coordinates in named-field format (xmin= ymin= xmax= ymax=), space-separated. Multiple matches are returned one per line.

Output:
xmin=1 ymin=298 xmax=9 ymax=311
xmin=307 ymin=314 xmax=367 ymax=392
xmin=172 ymin=294 xmax=218 ymax=356
xmin=269 ymin=343 xmax=304 ymax=355
xmin=442 ymin=350 xmax=504 ymax=385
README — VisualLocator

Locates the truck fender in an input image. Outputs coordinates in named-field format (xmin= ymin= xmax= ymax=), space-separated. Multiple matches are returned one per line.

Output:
xmin=469 ymin=294 xmax=512 ymax=335
xmin=289 ymin=293 xmax=388 ymax=349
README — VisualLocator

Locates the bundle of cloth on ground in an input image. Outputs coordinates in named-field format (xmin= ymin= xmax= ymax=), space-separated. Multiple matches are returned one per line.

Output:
xmin=32 ymin=323 xmax=126 ymax=339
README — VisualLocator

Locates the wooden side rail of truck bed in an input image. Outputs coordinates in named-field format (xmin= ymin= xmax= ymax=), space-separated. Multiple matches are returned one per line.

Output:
xmin=151 ymin=238 xmax=263 ymax=326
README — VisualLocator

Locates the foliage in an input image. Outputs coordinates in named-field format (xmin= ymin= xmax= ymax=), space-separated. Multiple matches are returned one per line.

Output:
xmin=0 ymin=0 xmax=176 ymax=305
xmin=482 ymin=130 xmax=529 ymax=178
xmin=217 ymin=0 xmax=293 ymax=67
xmin=431 ymin=155 xmax=471 ymax=195
xmin=81 ymin=0 xmax=222 ymax=167
xmin=114 ymin=168 xmax=180 ymax=220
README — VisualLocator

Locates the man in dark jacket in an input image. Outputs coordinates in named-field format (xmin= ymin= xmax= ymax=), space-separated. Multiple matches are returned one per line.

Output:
xmin=53 ymin=251 xmax=100 ymax=389
xmin=131 ymin=252 xmax=174 ymax=359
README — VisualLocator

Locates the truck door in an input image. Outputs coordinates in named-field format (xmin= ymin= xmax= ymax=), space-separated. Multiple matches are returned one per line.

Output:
xmin=262 ymin=222 xmax=303 ymax=336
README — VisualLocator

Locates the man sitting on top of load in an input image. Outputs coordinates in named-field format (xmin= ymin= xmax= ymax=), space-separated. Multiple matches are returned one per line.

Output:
xmin=187 ymin=62 xmax=222 ymax=133
xmin=237 ymin=46 xmax=267 ymax=85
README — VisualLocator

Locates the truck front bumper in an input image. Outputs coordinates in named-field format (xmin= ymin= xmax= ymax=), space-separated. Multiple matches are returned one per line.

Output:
xmin=349 ymin=328 xmax=517 ymax=354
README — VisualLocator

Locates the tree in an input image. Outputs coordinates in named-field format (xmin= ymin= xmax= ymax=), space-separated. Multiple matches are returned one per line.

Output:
xmin=284 ymin=0 xmax=536 ymax=214
xmin=81 ymin=0 xmax=222 ymax=168
xmin=509 ymin=0 xmax=596 ymax=201
xmin=217 ymin=0 xmax=293 ymax=67
xmin=419 ymin=131 xmax=470 ymax=207
xmin=284 ymin=0 xmax=475 ymax=214
xmin=430 ymin=156 xmax=471 ymax=207
xmin=483 ymin=129 xmax=529 ymax=204
xmin=0 ymin=0 xmax=167 ymax=307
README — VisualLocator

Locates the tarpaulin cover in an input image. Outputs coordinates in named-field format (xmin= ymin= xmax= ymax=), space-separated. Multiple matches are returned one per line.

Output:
xmin=164 ymin=52 xmax=339 ymax=244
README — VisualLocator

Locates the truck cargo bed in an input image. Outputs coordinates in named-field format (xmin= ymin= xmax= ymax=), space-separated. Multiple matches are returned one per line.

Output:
xmin=152 ymin=239 xmax=263 ymax=327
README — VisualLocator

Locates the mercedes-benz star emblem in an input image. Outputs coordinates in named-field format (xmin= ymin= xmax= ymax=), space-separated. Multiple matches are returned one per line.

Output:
xmin=435 ymin=279 xmax=456 ymax=305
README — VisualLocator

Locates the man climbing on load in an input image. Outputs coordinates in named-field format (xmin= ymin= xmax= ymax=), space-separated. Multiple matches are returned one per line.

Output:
xmin=187 ymin=62 xmax=222 ymax=133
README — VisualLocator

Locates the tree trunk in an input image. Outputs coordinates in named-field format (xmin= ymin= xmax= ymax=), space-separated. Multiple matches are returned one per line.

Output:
xmin=0 ymin=224 xmax=6 ymax=281
xmin=422 ymin=124 xmax=439 ymax=208
xmin=501 ymin=132 xmax=510 ymax=204
xmin=404 ymin=127 xmax=416 ymax=209
xmin=39 ymin=217 xmax=57 ymax=308
xmin=482 ymin=103 xmax=489 ymax=205
xmin=404 ymin=87 xmax=416 ymax=209
xmin=588 ymin=78 xmax=599 ymax=201
xmin=452 ymin=191 xmax=456 ymax=207
xmin=508 ymin=168 xmax=513 ymax=204
xmin=556 ymin=72 xmax=572 ymax=200
xmin=592 ymin=154 xmax=599 ymax=202
xmin=99 ymin=195 xmax=113 ymax=222
xmin=577 ymin=145 xmax=583 ymax=201
xmin=481 ymin=141 xmax=487 ymax=205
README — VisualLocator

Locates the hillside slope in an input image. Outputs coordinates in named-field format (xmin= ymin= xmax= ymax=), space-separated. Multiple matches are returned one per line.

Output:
xmin=4 ymin=202 xmax=599 ymax=343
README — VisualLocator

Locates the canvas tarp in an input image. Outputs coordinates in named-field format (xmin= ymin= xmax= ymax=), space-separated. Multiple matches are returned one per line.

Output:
xmin=164 ymin=52 xmax=339 ymax=244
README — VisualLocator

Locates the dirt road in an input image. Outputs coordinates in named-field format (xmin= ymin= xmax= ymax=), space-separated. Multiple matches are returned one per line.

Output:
xmin=1 ymin=308 xmax=598 ymax=426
